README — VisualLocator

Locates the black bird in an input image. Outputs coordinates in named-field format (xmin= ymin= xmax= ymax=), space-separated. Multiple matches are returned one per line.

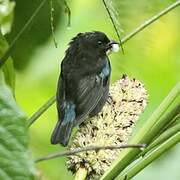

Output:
xmin=51 ymin=31 xmax=119 ymax=146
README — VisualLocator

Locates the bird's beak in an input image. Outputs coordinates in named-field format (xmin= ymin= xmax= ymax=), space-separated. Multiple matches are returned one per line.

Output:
xmin=106 ymin=40 xmax=120 ymax=54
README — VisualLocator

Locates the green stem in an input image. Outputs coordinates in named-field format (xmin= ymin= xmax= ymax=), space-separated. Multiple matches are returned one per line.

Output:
xmin=158 ymin=106 xmax=180 ymax=133
xmin=101 ymin=82 xmax=180 ymax=180
xmin=140 ymin=121 xmax=180 ymax=156
xmin=172 ymin=114 xmax=180 ymax=126
xmin=116 ymin=132 xmax=180 ymax=180
xmin=102 ymin=0 xmax=124 ymax=53
xmin=50 ymin=0 xmax=58 ymax=48
xmin=0 ymin=0 xmax=48 ymax=67
xmin=121 ymin=0 xmax=180 ymax=44
xmin=59 ymin=0 xmax=71 ymax=27
xmin=144 ymin=103 xmax=180 ymax=143
xmin=27 ymin=96 xmax=55 ymax=127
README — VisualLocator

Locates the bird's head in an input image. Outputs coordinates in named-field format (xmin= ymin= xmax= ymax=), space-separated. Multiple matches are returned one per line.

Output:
xmin=69 ymin=31 xmax=120 ymax=57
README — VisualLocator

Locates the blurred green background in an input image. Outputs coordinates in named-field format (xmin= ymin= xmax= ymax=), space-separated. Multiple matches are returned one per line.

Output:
xmin=6 ymin=0 xmax=180 ymax=179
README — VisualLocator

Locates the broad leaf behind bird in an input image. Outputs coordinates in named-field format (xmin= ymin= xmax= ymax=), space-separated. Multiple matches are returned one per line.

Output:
xmin=51 ymin=31 xmax=119 ymax=146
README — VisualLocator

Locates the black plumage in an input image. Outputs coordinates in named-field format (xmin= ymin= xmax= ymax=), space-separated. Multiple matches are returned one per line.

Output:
xmin=51 ymin=31 xmax=119 ymax=146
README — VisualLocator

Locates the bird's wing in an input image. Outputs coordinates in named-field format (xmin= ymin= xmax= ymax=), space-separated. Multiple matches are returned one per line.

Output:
xmin=74 ymin=73 xmax=105 ymax=126
xmin=51 ymin=73 xmax=76 ymax=145
xmin=56 ymin=72 xmax=66 ymax=120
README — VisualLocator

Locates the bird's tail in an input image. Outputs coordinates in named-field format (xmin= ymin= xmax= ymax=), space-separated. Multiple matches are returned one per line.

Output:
xmin=51 ymin=102 xmax=75 ymax=146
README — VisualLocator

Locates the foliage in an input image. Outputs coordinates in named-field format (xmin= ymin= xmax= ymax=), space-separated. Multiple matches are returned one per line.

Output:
xmin=0 ymin=0 xmax=15 ymax=91
xmin=0 ymin=32 xmax=15 ymax=92
xmin=5 ymin=0 xmax=62 ymax=70
xmin=0 ymin=71 xmax=35 ymax=179
xmin=0 ymin=0 xmax=179 ymax=180
xmin=0 ymin=0 xmax=15 ymax=35
xmin=0 ymin=1 xmax=35 ymax=179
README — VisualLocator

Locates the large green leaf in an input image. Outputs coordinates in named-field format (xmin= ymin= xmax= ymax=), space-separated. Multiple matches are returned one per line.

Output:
xmin=0 ymin=71 xmax=35 ymax=179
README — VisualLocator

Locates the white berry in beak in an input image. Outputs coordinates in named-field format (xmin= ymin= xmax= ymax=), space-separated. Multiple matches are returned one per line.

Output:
xmin=111 ymin=43 xmax=119 ymax=52
xmin=106 ymin=41 xmax=120 ymax=55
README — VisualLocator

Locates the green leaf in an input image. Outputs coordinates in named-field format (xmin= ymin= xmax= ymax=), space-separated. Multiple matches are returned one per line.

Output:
xmin=0 ymin=31 xmax=15 ymax=92
xmin=0 ymin=71 xmax=35 ymax=179
xmin=0 ymin=0 xmax=15 ymax=35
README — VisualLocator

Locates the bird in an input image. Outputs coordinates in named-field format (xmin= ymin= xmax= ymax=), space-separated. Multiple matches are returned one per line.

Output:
xmin=51 ymin=31 xmax=120 ymax=146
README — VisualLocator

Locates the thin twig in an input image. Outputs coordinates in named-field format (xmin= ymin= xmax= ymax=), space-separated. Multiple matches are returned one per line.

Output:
xmin=27 ymin=0 xmax=180 ymax=127
xmin=0 ymin=0 xmax=48 ymax=67
xmin=121 ymin=0 xmax=180 ymax=44
xmin=50 ymin=0 xmax=58 ymax=48
xmin=102 ymin=0 xmax=124 ymax=53
xmin=57 ymin=0 xmax=71 ymax=28
xmin=27 ymin=96 xmax=55 ymax=127
xmin=35 ymin=144 xmax=146 ymax=163
xmin=63 ymin=0 xmax=71 ymax=27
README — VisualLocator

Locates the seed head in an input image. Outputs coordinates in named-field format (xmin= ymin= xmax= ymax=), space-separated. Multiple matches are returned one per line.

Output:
xmin=67 ymin=75 xmax=148 ymax=179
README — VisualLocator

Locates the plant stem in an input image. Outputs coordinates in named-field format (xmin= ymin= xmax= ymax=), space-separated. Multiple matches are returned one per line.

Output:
xmin=140 ymin=121 xmax=180 ymax=156
xmin=27 ymin=96 xmax=55 ymax=127
xmin=50 ymin=0 xmax=58 ymax=48
xmin=0 ymin=0 xmax=48 ymax=67
xmin=102 ymin=0 xmax=124 ymax=53
xmin=62 ymin=0 xmax=71 ymax=27
xmin=35 ymin=144 xmax=145 ymax=163
xmin=160 ymin=110 xmax=180 ymax=132
xmin=74 ymin=167 xmax=87 ymax=180
xmin=148 ymin=104 xmax=180 ymax=139
xmin=121 ymin=0 xmax=180 ymax=44
xmin=116 ymin=132 xmax=180 ymax=180
xmin=101 ymin=82 xmax=180 ymax=180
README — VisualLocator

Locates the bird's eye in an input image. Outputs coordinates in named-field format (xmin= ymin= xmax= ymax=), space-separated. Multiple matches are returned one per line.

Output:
xmin=98 ymin=41 xmax=102 ymax=45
